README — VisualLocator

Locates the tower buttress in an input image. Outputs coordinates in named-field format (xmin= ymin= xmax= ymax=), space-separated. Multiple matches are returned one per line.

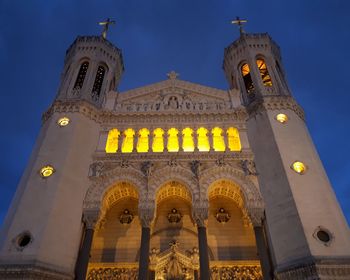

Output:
xmin=223 ymin=33 xmax=350 ymax=278
xmin=57 ymin=36 xmax=124 ymax=108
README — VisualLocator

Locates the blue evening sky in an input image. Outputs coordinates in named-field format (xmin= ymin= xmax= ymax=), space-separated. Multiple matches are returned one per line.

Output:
xmin=0 ymin=0 xmax=349 ymax=225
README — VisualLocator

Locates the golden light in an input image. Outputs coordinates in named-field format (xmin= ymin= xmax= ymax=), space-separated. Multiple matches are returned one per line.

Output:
xmin=152 ymin=128 xmax=164 ymax=152
xmin=57 ymin=117 xmax=70 ymax=127
xmin=291 ymin=161 xmax=307 ymax=174
xmin=105 ymin=128 xmax=120 ymax=153
xmin=40 ymin=165 xmax=55 ymax=178
xmin=276 ymin=113 xmax=288 ymax=124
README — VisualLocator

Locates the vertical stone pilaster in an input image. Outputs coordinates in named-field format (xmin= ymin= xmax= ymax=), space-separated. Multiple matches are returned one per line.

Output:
xmin=138 ymin=206 xmax=155 ymax=280
xmin=75 ymin=210 xmax=99 ymax=280
xmin=192 ymin=202 xmax=210 ymax=280
xmin=118 ymin=132 xmax=124 ymax=152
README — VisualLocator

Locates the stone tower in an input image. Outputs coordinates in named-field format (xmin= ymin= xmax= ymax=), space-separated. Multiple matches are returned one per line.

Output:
xmin=0 ymin=28 xmax=349 ymax=280
xmin=0 ymin=36 xmax=124 ymax=279
xmin=223 ymin=32 xmax=350 ymax=278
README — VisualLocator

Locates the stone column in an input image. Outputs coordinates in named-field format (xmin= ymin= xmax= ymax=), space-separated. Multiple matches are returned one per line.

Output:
xmin=138 ymin=206 xmax=155 ymax=280
xmin=118 ymin=132 xmax=124 ymax=152
xmin=251 ymin=211 xmax=272 ymax=280
xmin=208 ymin=130 xmax=213 ymax=151
xmin=178 ymin=130 xmax=183 ymax=152
xmin=254 ymin=225 xmax=272 ymax=280
xmin=133 ymin=132 xmax=138 ymax=152
xmin=75 ymin=210 xmax=99 ymax=280
xmin=192 ymin=203 xmax=210 ymax=280
xmin=148 ymin=132 xmax=153 ymax=153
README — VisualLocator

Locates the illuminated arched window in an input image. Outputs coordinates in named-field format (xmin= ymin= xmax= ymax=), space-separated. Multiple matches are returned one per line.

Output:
xmin=121 ymin=128 xmax=135 ymax=153
xmin=182 ymin=127 xmax=194 ymax=152
xmin=167 ymin=128 xmax=179 ymax=152
xmin=152 ymin=128 xmax=164 ymax=152
xmin=73 ymin=61 xmax=89 ymax=90
xmin=197 ymin=127 xmax=210 ymax=152
xmin=241 ymin=63 xmax=255 ymax=93
xmin=91 ymin=65 xmax=106 ymax=100
xmin=212 ymin=127 xmax=225 ymax=152
xmin=137 ymin=128 xmax=150 ymax=153
xmin=105 ymin=129 xmax=120 ymax=153
xmin=227 ymin=127 xmax=242 ymax=152
xmin=256 ymin=59 xmax=272 ymax=86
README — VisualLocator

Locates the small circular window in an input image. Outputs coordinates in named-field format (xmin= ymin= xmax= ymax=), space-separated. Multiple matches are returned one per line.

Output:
xmin=40 ymin=165 xmax=55 ymax=178
xmin=13 ymin=231 xmax=33 ymax=251
xmin=313 ymin=227 xmax=333 ymax=246
xmin=276 ymin=113 xmax=288 ymax=123
xmin=291 ymin=161 xmax=307 ymax=175
xmin=57 ymin=117 xmax=70 ymax=127
xmin=18 ymin=234 xmax=31 ymax=247
xmin=317 ymin=230 xmax=331 ymax=243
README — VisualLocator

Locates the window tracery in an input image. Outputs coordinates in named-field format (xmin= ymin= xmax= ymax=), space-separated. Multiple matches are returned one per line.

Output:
xmin=73 ymin=61 xmax=89 ymax=91
xmin=91 ymin=65 xmax=106 ymax=101
xmin=241 ymin=63 xmax=255 ymax=94
xmin=256 ymin=59 xmax=272 ymax=86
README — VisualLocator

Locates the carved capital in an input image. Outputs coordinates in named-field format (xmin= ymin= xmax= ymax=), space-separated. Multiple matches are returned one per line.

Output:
xmin=192 ymin=200 xmax=209 ymax=227
xmin=139 ymin=202 xmax=155 ymax=228
xmin=248 ymin=208 xmax=264 ymax=227
xmin=82 ymin=209 xmax=100 ymax=230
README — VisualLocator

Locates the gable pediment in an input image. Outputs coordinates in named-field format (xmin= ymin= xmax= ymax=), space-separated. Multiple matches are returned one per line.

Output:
xmin=114 ymin=78 xmax=232 ymax=113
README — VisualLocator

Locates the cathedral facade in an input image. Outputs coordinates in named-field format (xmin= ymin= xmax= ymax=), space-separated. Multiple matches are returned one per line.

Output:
xmin=0 ymin=29 xmax=350 ymax=280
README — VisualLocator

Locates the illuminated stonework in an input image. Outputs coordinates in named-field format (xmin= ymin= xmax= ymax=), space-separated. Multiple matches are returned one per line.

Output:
xmin=40 ymin=165 xmax=55 ymax=178
xmin=57 ymin=117 xmax=70 ymax=127
xmin=291 ymin=161 xmax=307 ymax=174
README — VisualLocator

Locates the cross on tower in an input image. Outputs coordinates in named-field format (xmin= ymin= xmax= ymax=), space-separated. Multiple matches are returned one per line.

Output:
xmin=231 ymin=16 xmax=248 ymax=35
xmin=98 ymin=18 xmax=116 ymax=39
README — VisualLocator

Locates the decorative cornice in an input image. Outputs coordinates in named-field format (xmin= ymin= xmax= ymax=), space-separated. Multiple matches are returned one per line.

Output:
xmin=92 ymin=150 xmax=254 ymax=163
xmin=0 ymin=263 xmax=73 ymax=280
xmin=247 ymin=96 xmax=305 ymax=121
xmin=42 ymin=100 xmax=248 ymax=126
xmin=275 ymin=257 xmax=350 ymax=280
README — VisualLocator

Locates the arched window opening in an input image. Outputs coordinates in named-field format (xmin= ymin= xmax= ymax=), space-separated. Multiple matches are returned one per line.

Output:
xmin=227 ymin=127 xmax=242 ymax=152
xmin=197 ymin=127 xmax=210 ymax=152
xmin=121 ymin=128 xmax=135 ymax=153
xmin=182 ymin=127 xmax=194 ymax=152
xmin=167 ymin=128 xmax=179 ymax=152
xmin=241 ymin=63 xmax=255 ymax=93
xmin=256 ymin=59 xmax=272 ymax=86
xmin=73 ymin=62 xmax=89 ymax=90
xmin=152 ymin=128 xmax=164 ymax=152
xmin=91 ymin=65 xmax=106 ymax=100
xmin=212 ymin=127 xmax=225 ymax=152
xmin=137 ymin=128 xmax=150 ymax=153
xmin=105 ymin=129 xmax=120 ymax=153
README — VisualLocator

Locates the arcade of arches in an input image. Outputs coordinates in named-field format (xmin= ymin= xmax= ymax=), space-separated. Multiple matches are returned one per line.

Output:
xmin=80 ymin=178 xmax=268 ymax=280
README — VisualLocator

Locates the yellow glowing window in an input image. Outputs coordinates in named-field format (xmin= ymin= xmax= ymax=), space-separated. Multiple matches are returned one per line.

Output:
xmin=212 ymin=127 xmax=225 ymax=152
xmin=256 ymin=59 xmax=272 ymax=86
xmin=241 ymin=63 xmax=255 ymax=93
xmin=291 ymin=161 xmax=307 ymax=174
xmin=276 ymin=113 xmax=288 ymax=123
xmin=40 ymin=165 xmax=55 ymax=178
xmin=182 ymin=127 xmax=194 ymax=152
xmin=121 ymin=128 xmax=135 ymax=153
xmin=197 ymin=127 xmax=210 ymax=152
xmin=137 ymin=128 xmax=150 ymax=153
xmin=167 ymin=128 xmax=179 ymax=152
xmin=105 ymin=129 xmax=120 ymax=153
xmin=152 ymin=128 xmax=164 ymax=152
xmin=227 ymin=127 xmax=241 ymax=152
